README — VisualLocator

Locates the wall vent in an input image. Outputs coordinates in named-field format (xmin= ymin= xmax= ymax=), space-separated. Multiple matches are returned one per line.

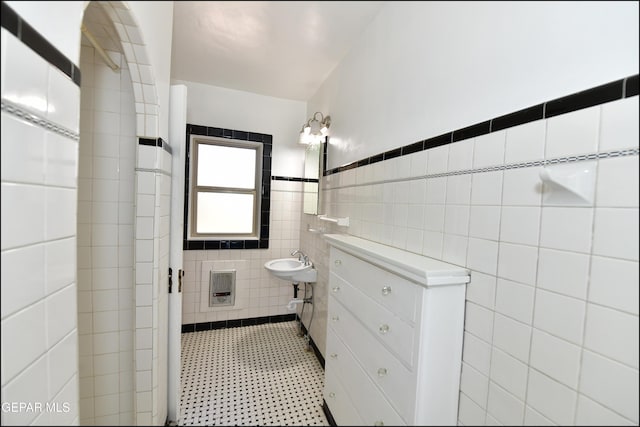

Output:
xmin=209 ymin=269 xmax=236 ymax=307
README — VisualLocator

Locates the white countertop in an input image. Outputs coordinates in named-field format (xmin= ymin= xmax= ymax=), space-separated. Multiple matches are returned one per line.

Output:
xmin=324 ymin=234 xmax=470 ymax=287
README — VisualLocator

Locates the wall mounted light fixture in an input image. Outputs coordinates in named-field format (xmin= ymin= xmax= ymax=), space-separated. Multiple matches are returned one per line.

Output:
xmin=299 ymin=111 xmax=331 ymax=145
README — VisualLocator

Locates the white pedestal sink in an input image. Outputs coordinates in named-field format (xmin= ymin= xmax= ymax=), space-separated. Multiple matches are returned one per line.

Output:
xmin=264 ymin=258 xmax=317 ymax=282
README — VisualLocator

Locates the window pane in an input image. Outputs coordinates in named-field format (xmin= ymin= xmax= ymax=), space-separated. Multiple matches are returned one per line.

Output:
xmin=197 ymin=144 xmax=256 ymax=189
xmin=196 ymin=192 xmax=254 ymax=234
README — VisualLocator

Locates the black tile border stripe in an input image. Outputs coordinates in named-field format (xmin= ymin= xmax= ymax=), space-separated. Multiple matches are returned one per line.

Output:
xmin=181 ymin=313 xmax=296 ymax=333
xmin=272 ymin=176 xmax=319 ymax=183
xmin=184 ymin=124 xmax=272 ymax=251
xmin=323 ymin=74 xmax=639 ymax=176
xmin=138 ymin=137 xmax=173 ymax=155
xmin=1 ymin=1 xmax=81 ymax=87
xmin=322 ymin=401 xmax=337 ymax=427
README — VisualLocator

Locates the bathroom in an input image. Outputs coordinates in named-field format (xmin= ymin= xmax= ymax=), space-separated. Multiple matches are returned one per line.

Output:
xmin=1 ymin=1 xmax=638 ymax=425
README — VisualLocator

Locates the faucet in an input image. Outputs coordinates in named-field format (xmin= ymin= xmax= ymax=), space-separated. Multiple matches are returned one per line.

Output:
xmin=291 ymin=249 xmax=310 ymax=266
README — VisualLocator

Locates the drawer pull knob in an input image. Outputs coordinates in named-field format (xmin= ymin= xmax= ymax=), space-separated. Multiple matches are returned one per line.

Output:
xmin=378 ymin=324 xmax=390 ymax=334
xmin=374 ymin=422 xmax=384 ymax=426
xmin=381 ymin=286 xmax=392 ymax=296
xmin=329 ymin=392 xmax=336 ymax=398
xmin=334 ymin=259 xmax=342 ymax=265
xmin=332 ymin=286 xmax=340 ymax=293
xmin=330 ymin=353 xmax=338 ymax=359
xmin=377 ymin=368 xmax=388 ymax=377
xmin=331 ymin=316 xmax=339 ymax=322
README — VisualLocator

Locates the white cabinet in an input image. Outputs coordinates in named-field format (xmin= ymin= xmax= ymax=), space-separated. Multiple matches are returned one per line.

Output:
xmin=323 ymin=234 xmax=470 ymax=426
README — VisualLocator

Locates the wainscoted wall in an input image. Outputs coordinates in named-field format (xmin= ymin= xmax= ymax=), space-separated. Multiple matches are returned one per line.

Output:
xmin=302 ymin=88 xmax=639 ymax=425
xmin=1 ymin=4 xmax=81 ymax=424
xmin=182 ymin=178 xmax=304 ymax=325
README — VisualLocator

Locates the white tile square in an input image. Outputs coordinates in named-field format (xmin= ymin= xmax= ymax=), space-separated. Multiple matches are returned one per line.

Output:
xmin=1 ymin=183 xmax=45 ymax=250
xmin=92 ymin=201 xmax=118 ymax=225
xmin=427 ymin=145 xmax=449 ymax=174
xmin=465 ymin=271 xmax=496 ymax=310
xmin=526 ymin=368 xmax=577 ymax=425
xmin=442 ymin=234 xmax=468 ymax=265
xmin=588 ymin=256 xmax=639 ymax=315
xmin=497 ymin=243 xmax=538 ymax=286
xmin=1 ymin=301 xmax=46 ymax=384
xmin=426 ymin=177 xmax=447 ymax=204
xmin=463 ymin=332 xmax=492 ymax=375
xmin=579 ymin=350 xmax=639 ymax=422
xmin=92 ymin=290 xmax=118 ymax=312
xmin=474 ymin=131 xmax=506 ymax=168
xmin=448 ymin=139 xmax=474 ymax=171
xmin=47 ymin=67 xmax=80 ymax=132
xmin=492 ymin=313 xmax=531 ymax=363
xmin=487 ymin=382 xmax=524 ymax=425
xmin=596 ymin=156 xmax=639 ymax=207
xmin=500 ymin=206 xmax=540 ymax=246
xmin=92 ymin=246 xmax=118 ymax=269
xmin=592 ymin=208 xmax=639 ymax=261
xmin=93 ymin=310 xmax=119 ymax=333
xmin=92 ymin=224 xmax=118 ymax=247
xmin=422 ymin=230 xmax=443 ymax=259
xmin=424 ymin=204 xmax=445 ymax=231
xmin=490 ymin=348 xmax=528 ymax=400
xmin=495 ymin=279 xmax=534 ymax=324
xmin=458 ymin=393 xmax=486 ymax=425
xmin=44 ymin=132 xmax=78 ymax=188
xmin=1 ymin=356 xmax=48 ymax=425
xmin=444 ymin=205 xmax=470 ymax=235
xmin=136 ymin=306 xmax=153 ymax=328
xmin=502 ymin=167 xmax=542 ymax=206
xmin=524 ymin=407 xmax=555 ymax=426
xmin=94 ymin=373 xmax=120 ymax=396
xmin=45 ymin=187 xmax=77 ymax=241
xmin=537 ymin=248 xmax=590 ymax=299
xmin=464 ymin=302 xmax=494 ymax=343
xmin=446 ymin=174 xmax=472 ymax=205
xmin=409 ymin=150 xmax=428 ymax=177
xmin=576 ymin=395 xmax=636 ymax=426
xmin=1 ymin=245 xmax=45 ymax=318
xmin=599 ymin=97 xmax=639 ymax=151
xmin=1 ymin=114 xmax=45 ymax=184
xmin=469 ymin=205 xmax=501 ymax=241
xmin=92 ymin=178 xmax=119 ymax=202
xmin=93 ymin=331 xmax=119 ymax=355
xmin=584 ymin=303 xmax=638 ymax=368
xmin=546 ymin=106 xmax=600 ymax=158
xmin=467 ymin=238 xmax=499 ymax=275
xmin=505 ymin=120 xmax=546 ymax=164
xmin=460 ymin=363 xmax=489 ymax=408
xmin=529 ymin=329 xmax=581 ymax=388
xmin=533 ymin=289 xmax=585 ymax=345
xmin=93 ymin=111 xmax=120 ymax=135
xmin=45 ymin=284 xmax=77 ymax=346
xmin=539 ymin=207 xmax=593 ymax=253
xmin=471 ymin=171 xmax=503 ymax=206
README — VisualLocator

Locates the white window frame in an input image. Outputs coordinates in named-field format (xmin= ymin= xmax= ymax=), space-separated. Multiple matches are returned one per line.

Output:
xmin=187 ymin=134 xmax=263 ymax=240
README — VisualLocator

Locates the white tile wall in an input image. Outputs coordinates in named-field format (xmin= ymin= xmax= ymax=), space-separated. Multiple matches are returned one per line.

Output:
xmin=181 ymin=179 xmax=303 ymax=324
xmin=1 ymin=26 xmax=80 ymax=425
xmin=305 ymin=96 xmax=639 ymax=426
xmin=76 ymin=39 xmax=136 ymax=425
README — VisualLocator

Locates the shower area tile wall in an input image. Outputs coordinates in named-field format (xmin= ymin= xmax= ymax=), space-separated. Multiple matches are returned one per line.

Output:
xmin=77 ymin=26 xmax=136 ymax=425
xmin=302 ymin=94 xmax=639 ymax=425
xmin=182 ymin=179 xmax=304 ymax=325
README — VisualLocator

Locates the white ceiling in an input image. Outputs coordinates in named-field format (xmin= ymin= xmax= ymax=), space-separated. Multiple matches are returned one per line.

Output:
xmin=170 ymin=1 xmax=385 ymax=101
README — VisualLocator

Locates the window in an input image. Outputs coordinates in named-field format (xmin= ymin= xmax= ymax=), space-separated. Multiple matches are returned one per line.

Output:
xmin=184 ymin=125 xmax=272 ymax=250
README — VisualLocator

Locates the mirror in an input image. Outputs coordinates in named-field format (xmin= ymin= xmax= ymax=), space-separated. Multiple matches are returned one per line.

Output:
xmin=303 ymin=143 xmax=321 ymax=214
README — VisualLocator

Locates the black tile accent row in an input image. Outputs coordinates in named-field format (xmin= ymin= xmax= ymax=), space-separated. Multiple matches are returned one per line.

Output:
xmin=323 ymin=74 xmax=639 ymax=176
xmin=181 ymin=313 xmax=296 ymax=333
xmin=271 ymin=176 xmax=319 ymax=183
xmin=322 ymin=401 xmax=337 ymax=427
xmin=1 ymin=1 xmax=81 ymax=87
xmin=184 ymin=124 xmax=272 ymax=250
xmin=138 ymin=137 xmax=173 ymax=155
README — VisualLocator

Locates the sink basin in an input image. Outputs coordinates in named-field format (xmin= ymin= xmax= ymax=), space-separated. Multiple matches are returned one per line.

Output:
xmin=264 ymin=258 xmax=317 ymax=283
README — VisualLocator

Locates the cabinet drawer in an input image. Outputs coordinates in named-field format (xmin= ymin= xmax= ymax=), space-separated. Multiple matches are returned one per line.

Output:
xmin=330 ymin=272 xmax=415 ymax=367
xmin=324 ymin=368 xmax=363 ymax=426
xmin=328 ymin=295 xmax=416 ymax=421
xmin=330 ymin=248 xmax=420 ymax=324
xmin=326 ymin=330 xmax=406 ymax=426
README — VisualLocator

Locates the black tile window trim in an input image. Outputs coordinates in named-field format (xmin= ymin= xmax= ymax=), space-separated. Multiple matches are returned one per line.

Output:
xmin=1 ymin=1 xmax=81 ymax=87
xmin=183 ymin=124 xmax=272 ymax=250
xmin=272 ymin=176 xmax=319 ymax=183
xmin=138 ymin=137 xmax=173 ymax=155
xmin=323 ymin=74 xmax=639 ymax=176
xmin=181 ymin=313 xmax=296 ymax=333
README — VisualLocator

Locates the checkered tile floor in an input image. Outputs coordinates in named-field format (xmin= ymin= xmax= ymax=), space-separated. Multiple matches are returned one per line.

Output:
xmin=180 ymin=321 xmax=329 ymax=426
